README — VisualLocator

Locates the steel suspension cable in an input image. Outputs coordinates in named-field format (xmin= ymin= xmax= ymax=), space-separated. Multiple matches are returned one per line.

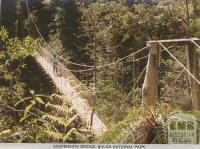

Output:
xmin=159 ymin=42 xmax=200 ymax=85
xmin=37 ymin=43 xmax=150 ymax=73
xmin=25 ymin=0 xmax=94 ymax=68
xmin=191 ymin=40 xmax=200 ymax=49
xmin=96 ymin=46 xmax=148 ymax=68
xmin=25 ymin=0 xmax=149 ymax=72
xmin=29 ymin=14 xmax=94 ymax=68
xmin=30 ymin=13 xmax=148 ymax=69
xmin=36 ymin=45 xmax=95 ymax=72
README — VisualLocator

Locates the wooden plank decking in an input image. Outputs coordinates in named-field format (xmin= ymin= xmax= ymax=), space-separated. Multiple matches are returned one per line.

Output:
xmin=33 ymin=48 xmax=107 ymax=136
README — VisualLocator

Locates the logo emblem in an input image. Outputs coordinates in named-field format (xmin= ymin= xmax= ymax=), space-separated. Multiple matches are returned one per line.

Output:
xmin=168 ymin=114 xmax=197 ymax=144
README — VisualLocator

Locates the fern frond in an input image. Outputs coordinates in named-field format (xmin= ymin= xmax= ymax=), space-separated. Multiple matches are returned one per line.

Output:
xmin=40 ymin=119 xmax=60 ymax=133
xmin=0 ymin=129 xmax=12 ymax=137
xmin=63 ymin=128 xmax=77 ymax=141
xmin=42 ymin=114 xmax=65 ymax=125
xmin=46 ymin=130 xmax=63 ymax=140
xmin=43 ymin=113 xmax=79 ymax=128
xmin=46 ymin=103 xmax=74 ymax=115
xmin=66 ymin=114 xmax=79 ymax=126
xmin=50 ymin=94 xmax=70 ymax=103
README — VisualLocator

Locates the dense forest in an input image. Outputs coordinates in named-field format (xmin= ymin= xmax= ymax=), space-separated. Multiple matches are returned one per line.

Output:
xmin=1 ymin=0 xmax=200 ymax=144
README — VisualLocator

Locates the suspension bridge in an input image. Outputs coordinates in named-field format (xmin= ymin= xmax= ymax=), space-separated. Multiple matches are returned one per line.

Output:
xmin=2 ymin=0 xmax=200 ymax=137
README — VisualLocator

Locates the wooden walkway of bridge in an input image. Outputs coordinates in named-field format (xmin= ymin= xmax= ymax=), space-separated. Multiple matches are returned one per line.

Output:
xmin=33 ymin=47 xmax=107 ymax=136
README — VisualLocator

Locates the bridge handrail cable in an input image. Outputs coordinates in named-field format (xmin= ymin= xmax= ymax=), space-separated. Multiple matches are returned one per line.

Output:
xmin=159 ymin=42 xmax=200 ymax=85
xmin=29 ymin=12 xmax=148 ymax=69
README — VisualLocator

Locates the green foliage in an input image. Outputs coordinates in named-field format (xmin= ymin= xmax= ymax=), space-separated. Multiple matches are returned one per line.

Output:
xmin=41 ymin=94 xmax=91 ymax=142
xmin=2 ymin=0 xmax=200 ymax=144
xmin=0 ymin=129 xmax=12 ymax=139
xmin=0 ymin=27 xmax=38 ymax=61
xmin=159 ymin=46 xmax=192 ymax=111
xmin=0 ymin=27 xmax=39 ymax=89
xmin=46 ymin=102 xmax=73 ymax=114
xmin=80 ymin=1 xmax=189 ymax=63
xmin=96 ymin=107 xmax=144 ymax=143
xmin=43 ymin=114 xmax=79 ymax=128
xmin=15 ymin=90 xmax=45 ymax=107
xmin=0 ymin=27 xmax=42 ymax=142
xmin=96 ymin=105 xmax=180 ymax=144
xmin=190 ymin=17 xmax=200 ymax=37
xmin=75 ymin=1 xmax=192 ymax=125
xmin=14 ymin=90 xmax=46 ymax=122
xmin=0 ymin=27 xmax=88 ymax=143
xmin=95 ymin=79 xmax=142 ymax=125
xmin=38 ymin=0 xmax=86 ymax=63
xmin=0 ymin=92 xmax=90 ymax=143
xmin=99 ymin=105 xmax=200 ymax=144
xmin=49 ymin=93 xmax=71 ymax=103
xmin=0 ymin=27 xmax=9 ymax=42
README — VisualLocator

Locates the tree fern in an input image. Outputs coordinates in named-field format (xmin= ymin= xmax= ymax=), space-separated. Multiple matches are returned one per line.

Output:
xmin=42 ymin=114 xmax=79 ymax=128
xmin=49 ymin=94 xmax=71 ymax=103
xmin=66 ymin=114 xmax=79 ymax=126
xmin=12 ymin=92 xmax=88 ymax=142
xmin=46 ymin=130 xmax=63 ymax=140
xmin=45 ymin=102 xmax=73 ymax=115
xmin=42 ymin=114 xmax=67 ymax=127
xmin=42 ymin=93 xmax=89 ymax=142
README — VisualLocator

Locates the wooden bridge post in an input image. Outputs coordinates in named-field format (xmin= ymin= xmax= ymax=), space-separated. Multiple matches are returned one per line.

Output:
xmin=185 ymin=43 xmax=200 ymax=110
xmin=142 ymin=42 xmax=160 ymax=106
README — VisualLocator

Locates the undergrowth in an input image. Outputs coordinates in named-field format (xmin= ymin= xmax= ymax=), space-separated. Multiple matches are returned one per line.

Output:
xmin=96 ymin=104 xmax=200 ymax=144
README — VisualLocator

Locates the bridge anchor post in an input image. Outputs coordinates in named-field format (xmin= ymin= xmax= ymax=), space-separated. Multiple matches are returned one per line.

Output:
xmin=185 ymin=43 xmax=200 ymax=111
xmin=142 ymin=42 xmax=160 ymax=106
